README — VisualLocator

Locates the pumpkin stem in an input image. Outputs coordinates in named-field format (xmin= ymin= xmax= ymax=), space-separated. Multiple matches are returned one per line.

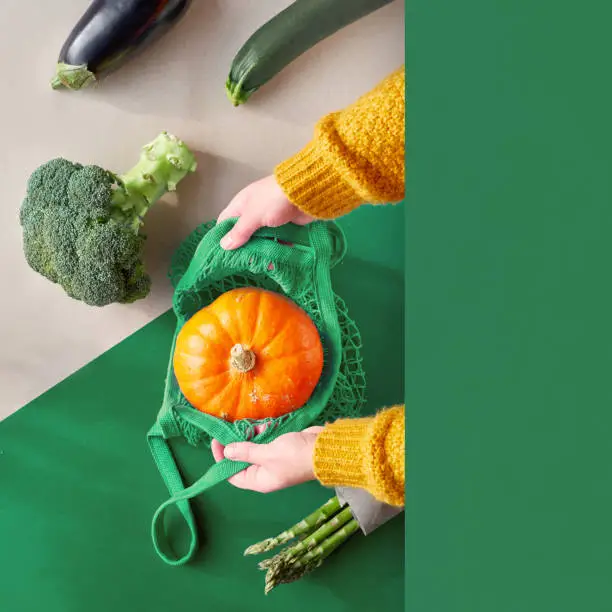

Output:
xmin=230 ymin=344 xmax=256 ymax=373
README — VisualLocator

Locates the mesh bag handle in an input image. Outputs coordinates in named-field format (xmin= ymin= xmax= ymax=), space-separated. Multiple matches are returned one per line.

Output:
xmin=168 ymin=221 xmax=346 ymax=298
xmin=243 ymin=221 xmax=347 ymax=269
xmin=149 ymin=220 xmax=349 ymax=565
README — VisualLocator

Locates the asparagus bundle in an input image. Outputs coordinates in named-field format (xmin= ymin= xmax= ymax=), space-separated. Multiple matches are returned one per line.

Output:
xmin=245 ymin=496 xmax=360 ymax=594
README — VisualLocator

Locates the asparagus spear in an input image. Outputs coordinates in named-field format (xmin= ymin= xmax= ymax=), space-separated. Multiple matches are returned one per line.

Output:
xmin=295 ymin=518 xmax=360 ymax=568
xmin=245 ymin=496 xmax=362 ymax=594
xmin=245 ymin=496 xmax=342 ymax=555
xmin=263 ymin=506 xmax=354 ymax=569
xmin=264 ymin=519 xmax=360 ymax=594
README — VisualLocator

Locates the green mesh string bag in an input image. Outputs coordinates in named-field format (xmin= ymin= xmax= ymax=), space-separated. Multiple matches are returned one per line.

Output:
xmin=148 ymin=219 xmax=366 ymax=566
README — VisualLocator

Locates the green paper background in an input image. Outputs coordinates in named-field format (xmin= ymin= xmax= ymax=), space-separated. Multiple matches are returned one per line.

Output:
xmin=406 ymin=1 xmax=612 ymax=610
xmin=0 ymin=205 xmax=405 ymax=612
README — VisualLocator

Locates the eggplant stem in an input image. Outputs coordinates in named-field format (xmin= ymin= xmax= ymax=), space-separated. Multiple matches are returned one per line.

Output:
xmin=50 ymin=63 xmax=96 ymax=91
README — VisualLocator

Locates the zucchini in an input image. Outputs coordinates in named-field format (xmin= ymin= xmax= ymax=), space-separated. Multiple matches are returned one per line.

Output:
xmin=226 ymin=0 xmax=394 ymax=106
xmin=51 ymin=0 xmax=192 ymax=91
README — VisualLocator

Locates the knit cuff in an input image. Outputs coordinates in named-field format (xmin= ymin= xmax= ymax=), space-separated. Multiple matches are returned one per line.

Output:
xmin=274 ymin=141 xmax=362 ymax=220
xmin=313 ymin=418 xmax=371 ymax=490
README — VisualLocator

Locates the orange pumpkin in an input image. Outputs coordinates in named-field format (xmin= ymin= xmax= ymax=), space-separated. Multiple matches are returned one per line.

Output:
xmin=173 ymin=288 xmax=324 ymax=422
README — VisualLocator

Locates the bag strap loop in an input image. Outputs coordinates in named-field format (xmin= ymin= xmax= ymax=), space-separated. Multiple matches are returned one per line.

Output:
xmin=148 ymin=426 xmax=248 ymax=565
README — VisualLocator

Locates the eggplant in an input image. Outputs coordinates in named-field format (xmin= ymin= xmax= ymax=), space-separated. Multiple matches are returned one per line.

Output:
xmin=51 ymin=0 xmax=192 ymax=90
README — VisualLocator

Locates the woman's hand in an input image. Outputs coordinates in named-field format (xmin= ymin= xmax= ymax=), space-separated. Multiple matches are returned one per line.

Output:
xmin=211 ymin=426 xmax=324 ymax=493
xmin=218 ymin=175 xmax=315 ymax=250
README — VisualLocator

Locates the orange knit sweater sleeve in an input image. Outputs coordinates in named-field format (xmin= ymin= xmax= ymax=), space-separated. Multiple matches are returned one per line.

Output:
xmin=274 ymin=67 xmax=405 ymax=219
xmin=313 ymin=405 xmax=405 ymax=507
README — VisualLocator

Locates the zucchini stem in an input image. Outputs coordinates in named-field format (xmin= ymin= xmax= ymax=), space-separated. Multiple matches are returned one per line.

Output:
xmin=226 ymin=76 xmax=257 ymax=107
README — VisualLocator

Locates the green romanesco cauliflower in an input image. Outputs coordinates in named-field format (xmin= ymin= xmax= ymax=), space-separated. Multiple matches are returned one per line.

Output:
xmin=20 ymin=132 xmax=197 ymax=306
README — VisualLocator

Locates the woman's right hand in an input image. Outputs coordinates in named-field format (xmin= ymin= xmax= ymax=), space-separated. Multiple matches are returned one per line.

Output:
xmin=211 ymin=426 xmax=324 ymax=493
xmin=218 ymin=175 xmax=315 ymax=250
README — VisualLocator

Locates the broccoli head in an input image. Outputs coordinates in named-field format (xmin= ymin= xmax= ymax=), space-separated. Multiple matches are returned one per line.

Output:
xmin=20 ymin=132 xmax=197 ymax=306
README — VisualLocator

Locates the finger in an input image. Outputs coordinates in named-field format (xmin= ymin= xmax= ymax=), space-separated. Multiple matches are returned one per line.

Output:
xmin=217 ymin=193 xmax=246 ymax=224
xmin=229 ymin=465 xmax=277 ymax=494
xmin=245 ymin=422 xmax=268 ymax=441
xmin=224 ymin=440 xmax=267 ymax=464
xmin=293 ymin=211 xmax=316 ymax=226
xmin=253 ymin=423 xmax=269 ymax=437
xmin=217 ymin=206 xmax=236 ymax=224
xmin=220 ymin=214 xmax=261 ymax=250
xmin=210 ymin=439 xmax=225 ymax=463
xmin=228 ymin=464 xmax=261 ymax=490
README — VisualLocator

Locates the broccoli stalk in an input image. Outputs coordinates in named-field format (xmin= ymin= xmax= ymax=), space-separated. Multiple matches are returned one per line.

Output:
xmin=110 ymin=132 xmax=197 ymax=232
xmin=20 ymin=132 xmax=197 ymax=307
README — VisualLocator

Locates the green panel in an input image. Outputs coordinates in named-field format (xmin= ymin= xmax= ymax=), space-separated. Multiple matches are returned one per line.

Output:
xmin=0 ymin=204 xmax=404 ymax=612
xmin=407 ymin=2 xmax=612 ymax=611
